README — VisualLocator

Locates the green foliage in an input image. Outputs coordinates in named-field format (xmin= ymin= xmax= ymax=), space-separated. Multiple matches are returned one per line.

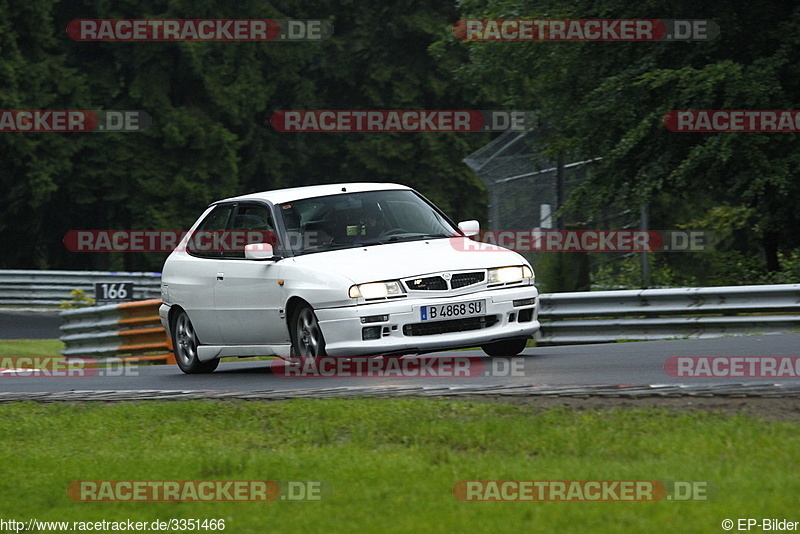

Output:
xmin=592 ymin=248 xmax=800 ymax=289
xmin=4 ymin=0 xmax=799 ymax=286
xmin=440 ymin=0 xmax=800 ymax=279
xmin=704 ymin=249 xmax=800 ymax=286
xmin=592 ymin=254 xmax=697 ymax=289
xmin=0 ymin=0 xmax=489 ymax=271
xmin=533 ymin=252 xmax=591 ymax=293
xmin=59 ymin=289 xmax=95 ymax=308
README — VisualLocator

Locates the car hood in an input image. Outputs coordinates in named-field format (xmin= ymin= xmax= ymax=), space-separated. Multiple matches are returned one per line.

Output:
xmin=287 ymin=237 xmax=527 ymax=283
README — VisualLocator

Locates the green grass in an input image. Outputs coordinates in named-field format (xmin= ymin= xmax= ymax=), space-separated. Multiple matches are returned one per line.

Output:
xmin=0 ymin=399 xmax=796 ymax=533
xmin=0 ymin=339 xmax=63 ymax=358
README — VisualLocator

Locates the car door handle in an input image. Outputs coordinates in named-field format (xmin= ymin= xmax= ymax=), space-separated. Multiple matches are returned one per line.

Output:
xmin=216 ymin=273 xmax=224 ymax=281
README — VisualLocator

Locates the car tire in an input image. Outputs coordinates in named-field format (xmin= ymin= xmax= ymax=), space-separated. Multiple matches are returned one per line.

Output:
xmin=172 ymin=310 xmax=220 ymax=374
xmin=481 ymin=337 xmax=529 ymax=357
xmin=290 ymin=304 xmax=327 ymax=368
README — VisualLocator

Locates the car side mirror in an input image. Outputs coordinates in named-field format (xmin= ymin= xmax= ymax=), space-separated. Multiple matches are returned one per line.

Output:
xmin=245 ymin=243 xmax=279 ymax=261
xmin=458 ymin=220 xmax=480 ymax=237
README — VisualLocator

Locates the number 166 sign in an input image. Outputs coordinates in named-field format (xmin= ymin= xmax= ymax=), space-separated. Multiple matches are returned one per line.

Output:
xmin=94 ymin=282 xmax=133 ymax=303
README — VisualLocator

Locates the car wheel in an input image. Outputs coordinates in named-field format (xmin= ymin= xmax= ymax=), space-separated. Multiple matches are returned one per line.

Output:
xmin=172 ymin=310 xmax=220 ymax=374
xmin=481 ymin=338 xmax=529 ymax=357
xmin=290 ymin=304 xmax=327 ymax=368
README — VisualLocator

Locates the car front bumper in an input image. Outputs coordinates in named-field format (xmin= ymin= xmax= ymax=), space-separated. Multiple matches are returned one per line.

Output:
xmin=314 ymin=285 xmax=540 ymax=357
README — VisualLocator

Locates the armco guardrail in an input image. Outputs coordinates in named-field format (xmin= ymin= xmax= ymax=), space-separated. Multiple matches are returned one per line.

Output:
xmin=58 ymin=284 xmax=800 ymax=361
xmin=60 ymin=299 xmax=175 ymax=364
xmin=536 ymin=284 xmax=800 ymax=344
xmin=0 ymin=269 xmax=161 ymax=307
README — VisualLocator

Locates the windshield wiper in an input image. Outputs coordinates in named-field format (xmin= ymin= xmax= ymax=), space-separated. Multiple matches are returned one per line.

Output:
xmin=310 ymin=234 xmax=451 ymax=250
xmin=385 ymin=233 xmax=451 ymax=242
xmin=317 ymin=240 xmax=386 ymax=249
xmin=316 ymin=242 xmax=359 ymax=250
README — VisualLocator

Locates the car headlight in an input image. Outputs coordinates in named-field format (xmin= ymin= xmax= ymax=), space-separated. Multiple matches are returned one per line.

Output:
xmin=488 ymin=266 xmax=533 ymax=284
xmin=348 ymin=281 xmax=404 ymax=299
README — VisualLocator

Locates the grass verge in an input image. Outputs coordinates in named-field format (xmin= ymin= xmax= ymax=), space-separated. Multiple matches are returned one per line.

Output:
xmin=0 ymin=339 xmax=63 ymax=358
xmin=0 ymin=399 xmax=796 ymax=533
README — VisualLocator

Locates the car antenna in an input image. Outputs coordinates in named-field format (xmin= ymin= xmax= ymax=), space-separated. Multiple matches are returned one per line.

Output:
xmin=341 ymin=187 xmax=346 ymax=192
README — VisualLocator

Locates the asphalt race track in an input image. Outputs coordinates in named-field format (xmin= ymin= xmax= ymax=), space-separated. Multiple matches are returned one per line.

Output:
xmin=0 ymin=310 xmax=62 ymax=339
xmin=2 ymin=333 xmax=799 ymax=395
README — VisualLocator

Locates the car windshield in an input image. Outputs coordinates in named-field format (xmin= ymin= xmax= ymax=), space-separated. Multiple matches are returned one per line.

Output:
xmin=278 ymin=189 xmax=459 ymax=255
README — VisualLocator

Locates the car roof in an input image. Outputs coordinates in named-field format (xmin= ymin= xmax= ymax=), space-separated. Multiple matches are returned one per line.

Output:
xmin=214 ymin=182 xmax=413 ymax=206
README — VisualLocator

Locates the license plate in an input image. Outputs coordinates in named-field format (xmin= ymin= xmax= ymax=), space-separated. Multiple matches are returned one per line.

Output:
xmin=420 ymin=300 xmax=484 ymax=321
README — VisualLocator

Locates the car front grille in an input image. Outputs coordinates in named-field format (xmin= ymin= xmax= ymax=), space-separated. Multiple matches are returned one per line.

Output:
xmin=402 ymin=315 xmax=498 ymax=336
xmin=404 ymin=271 xmax=485 ymax=291
xmin=405 ymin=276 xmax=448 ymax=291
xmin=450 ymin=271 xmax=485 ymax=289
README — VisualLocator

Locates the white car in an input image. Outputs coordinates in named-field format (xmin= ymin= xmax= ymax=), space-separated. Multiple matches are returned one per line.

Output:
xmin=159 ymin=182 xmax=540 ymax=373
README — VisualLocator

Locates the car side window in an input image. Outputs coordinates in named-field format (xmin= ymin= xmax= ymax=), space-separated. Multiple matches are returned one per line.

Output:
xmin=186 ymin=204 xmax=234 ymax=258
xmin=223 ymin=204 xmax=277 ymax=259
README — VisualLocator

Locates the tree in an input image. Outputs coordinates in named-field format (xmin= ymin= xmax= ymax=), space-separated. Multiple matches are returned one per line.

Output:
xmin=1 ymin=0 xmax=492 ymax=270
xmin=440 ymin=0 xmax=800 ymax=274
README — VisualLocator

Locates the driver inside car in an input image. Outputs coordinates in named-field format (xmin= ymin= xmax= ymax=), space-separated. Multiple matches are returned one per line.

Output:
xmin=359 ymin=203 xmax=388 ymax=239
